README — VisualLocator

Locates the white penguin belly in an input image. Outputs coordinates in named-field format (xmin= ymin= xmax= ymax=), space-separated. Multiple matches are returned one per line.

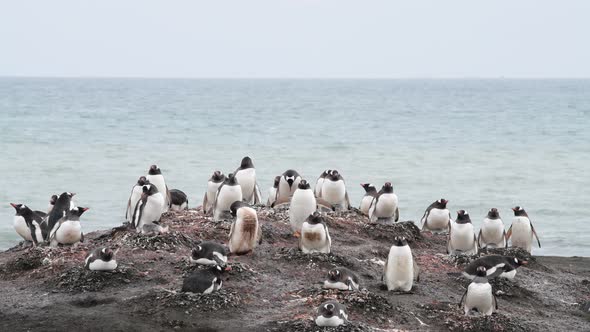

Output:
xmin=511 ymin=217 xmax=533 ymax=252
xmin=465 ymin=283 xmax=494 ymax=315
xmin=481 ymin=218 xmax=505 ymax=247
xmin=147 ymin=174 xmax=168 ymax=212
xmin=289 ymin=190 xmax=317 ymax=232
xmin=31 ymin=221 xmax=43 ymax=242
xmin=89 ymin=259 xmax=118 ymax=271
xmin=321 ymin=181 xmax=346 ymax=206
xmin=13 ymin=216 xmax=32 ymax=241
xmin=315 ymin=315 xmax=345 ymax=327
xmin=277 ymin=180 xmax=295 ymax=201
xmin=359 ymin=196 xmax=373 ymax=215
xmin=229 ymin=208 xmax=259 ymax=254
xmin=373 ymin=194 xmax=398 ymax=218
xmin=55 ymin=221 xmax=82 ymax=244
xmin=450 ymin=223 xmax=476 ymax=253
xmin=384 ymin=245 xmax=414 ymax=291
xmin=137 ymin=193 xmax=165 ymax=230
xmin=127 ymin=186 xmax=143 ymax=222
xmin=426 ymin=208 xmax=450 ymax=230
xmin=323 ymin=281 xmax=349 ymax=290
xmin=301 ymin=223 xmax=330 ymax=253
xmin=214 ymin=185 xmax=243 ymax=220
xmin=206 ymin=181 xmax=222 ymax=212
xmin=235 ymin=169 xmax=256 ymax=203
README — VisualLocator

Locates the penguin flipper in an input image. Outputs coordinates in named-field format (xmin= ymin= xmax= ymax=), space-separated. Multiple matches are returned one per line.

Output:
xmin=202 ymin=192 xmax=208 ymax=215
xmin=344 ymin=191 xmax=351 ymax=210
xmin=165 ymin=184 xmax=171 ymax=207
xmin=394 ymin=206 xmax=399 ymax=222
xmin=477 ymin=229 xmax=483 ymax=248
xmin=502 ymin=229 xmax=508 ymax=248
xmin=472 ymin=234 xmax=478 ymax=254
xmin=459 ymin=288 xmax=468 ymax=308
xmin=28 ymin=225 xmax=39 ymax=246
xmin=530 ymin=222 xmax=541 ymax=248
xmin=252 ymin=183 xmax=262 ymax=205
xmin=493 ymin=293 xmax=498 ymax=310
xmin=368 ymin=197 xmax=377 ymax=222
xmin=446 ymin=228 xmax=453 ymax=254
xmin=316 ymin=197 xmax=334 ymax=212
xmin=228 ymin=221 xmax=235 ymax=241
xmin=413 ymin=259 xmax=420 ymax=282
xmin=80 ymin=232 xmax=84 ymax=243
xmin=506 ymin=225 xmax=513 ymax=242
xmin=257 ymin=224 xmax=263 ymax=245
xmin=420 ymin=208 xmax=430 ymax=229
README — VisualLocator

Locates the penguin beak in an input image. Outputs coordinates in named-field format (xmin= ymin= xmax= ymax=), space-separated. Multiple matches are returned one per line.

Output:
xmin=521 ymin=260 xmax=528 ymax=265
xmin=82 ymin=207 xmax=90 ymax=212
xmin=10 ymin=203 xmax=17 ymax=208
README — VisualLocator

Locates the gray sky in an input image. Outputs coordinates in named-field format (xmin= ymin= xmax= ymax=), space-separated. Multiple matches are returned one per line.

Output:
xmin=1 ymin=0 xmax=589 ymax=78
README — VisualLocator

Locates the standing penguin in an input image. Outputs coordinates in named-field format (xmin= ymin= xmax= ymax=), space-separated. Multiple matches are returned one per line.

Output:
xmin=228 ymin=201 xmax=262 ymax=255
xmin=182 ymin=266 xmax=223 ymax=294
xmin=315 ymin=301 xmax=348 ymax=327
xmin=126 ymin=176 xmax=149 ymax=222
xmin=169 ymin=189 xmax=189 ymax=211
xmin=132 ymin=184 xmax=165 ymax=231
xmin=10 ymin=203 xmax=47 ymax=245
xmin=146 ymin=164 xmax=170 ymax=213
xmin=299 ymin=212 xmax=331 ymax=254
xmin=85 ymin=247 xmax=118 ymax=271
xmin=323 ymin=267 xmax=360 ymax=291
xmin=289 ymin=180 xmax=317 ymax=235
xmin=45 ymin=192 xmax=75 ymax=241
xmin=320 ymin=170 xmax=350 ymax=211
xmin=314 ymin=170 xmax=331 ymax=198
xmin=203 ymin=171 xmax=226 ymax=214
xmin=49 ymin=206 xmax=88 ymax=247
xmin=478 ymin=208 xmax=507 ymax=249
xmin=359 ymin=183 xmax=377 ymax=216
xmin=275 ymin=169 xmax=302 ymax=203
xmin=234 ymin=156 xmax=262 ymax=204
xmin=266 ymin=175 xmax=280 ymax=207
xmin=420 ymin=199 xmax=451 ymax=233
xmin=507 ymin=206 xmax=541 ymax=253
xmin=368 ymin=182 xmax=399 ymax=223
xmin=383 ymin=236 xmax=419 ymax=292
xmin=212 ymin=173 xmax=243 ymax=221
xmin=190 ymin=241 xmax=229 ymax=268
xmin=460 ymin=266 xmax=498 ymax=316
xmin=463 ymin=255 xmax=527 ymax=280
xmin=447 ymin=210 xmax=478 ymax=255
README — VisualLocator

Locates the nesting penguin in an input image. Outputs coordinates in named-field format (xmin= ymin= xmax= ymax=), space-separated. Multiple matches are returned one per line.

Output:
xmin=314 ymin=169 xmax=331 ymax=198
xmin=181 ymin=266 xmax=223 ymax=294
xmin=228 ymin=201 xmax=262 ymax=255
xmin=315 ymin=301 xmax=348 ymax=327
xmin=275 ymin=169 xmax=301 ymax=203
xmin=299 ymin=212 xmax=331 ymax=254
xmin=169 ymin=189 xmax=189 ymax=211
xmin=420 ymin=198 xmax=451 ymax=233
xmin=190 ymin=241 xmax=228 ymax=268
xmin=319 ymin=170 xmax=350 ymax=211
xmin=383 ymin=236 xmax=419 ymax=292
xmin=45 ymin=192 xmax=75 ymax=241
xmin=146 ymin=164 xmax=170 ymax=213
xmin=323 ymin=267 xmax=360 ymax=291
xmin=234 ymin=156 xmax=262 ymax=204
xmin=507 ymin=206 xmax=541 ymax=253
xmin=212 ymin=173 xmax=243 ymax=221
xmin=288 ymin=180 xmax=317 ymax=235
xmin=463 ymin=255 xmax=527 ymax=280
xmin=49 ymin=206 xmax=88 ymax=247
xmin=460 ymin=266 xmax=498 ymax=316
xmin=132 ymin=184 xmax=165 ymax=232
xmin=126 ymin=176 xmax=149 ymax=222
xmin=266 ymin=175 xmax=280 ymax=207
xmin=359 ymin=183 xmax=377 ymax=216
xmin=203 ymin=170 xmax=225 ymax=214
xmin=85 ymin=247 xmax=118 ymax=271
xmin=368 ymin=182 xmax=399 ymax=223
xmin=10 ymin=203 xmax=47 ymax=245
xmin=478 ymin=208 xmax=507 ymax=249
xmin=447 ymin=210 xmax=478 ymax=255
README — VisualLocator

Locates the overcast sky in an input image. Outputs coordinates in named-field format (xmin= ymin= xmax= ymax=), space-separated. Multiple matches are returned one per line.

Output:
xmin=1 ymin=0 xmax=589 ymax=78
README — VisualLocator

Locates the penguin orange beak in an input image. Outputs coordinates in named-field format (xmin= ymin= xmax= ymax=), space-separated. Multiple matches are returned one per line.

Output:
xmin=82 ymin=207 xmax=90 ymax=212
xmin=10 ymin=203 xmax=17 ymax=208
xmin=521 ymin=260 xmax=528 ymax=265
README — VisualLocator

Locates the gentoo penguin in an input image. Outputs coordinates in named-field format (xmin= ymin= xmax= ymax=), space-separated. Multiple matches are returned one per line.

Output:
xmin=420 ymin=198 xmax=451 ymax=233
xmin=141 ymin=222 xmax=169 ymax=235
xmin=212 ymin=173 xmax=243 ymax=221
xmin=146 ymin=164 xmax=171 ymax=213
xmin=478 ymin=208 xmax=507 ymax=249
xmin=463 ymin=255 xmax=527 ymax=280
xmin=85 ymin=247 xmax=118 ymax=271
xmin=323 ymin=267 xmax=360 ymax=291
xmin=47 ymin=194 xmax=58 ymax=214
xmin=266 ymin=175 xmax=280 ymax=207
xmin=125 ymin=176 xmax=149 ymax=222
xmin=132 ymin=184 xmax=165 ymax=232
xmin=315 ymin=301 xmax=348 ymax=327
xmin=314 ymin=170 xmax=331 ymax=198
xmin=275 ymin=169 xmax=302 ymax=203
xmin=319 ymin=170 xmax=350 ymax=211
xmin=299 ymin=212 xmax=331 ymax=254
xmin=10 ymin=203 xmax=47 ymax=245
xmin=45 ymin=192 xmax=75 ymax=241
xmin=181 ymin=266 xmax=223 ymax=294
xmin=169 ymin=189 xmax=189 ymax=211
xmin=203 ymin=171 xmax=225 ymax=214
xmin=49 ymin=206 xmax=88 ymax=247
xmin=289 ymin=180 xmax=317 ymax=235
xmin=190 ymin=241 xmax=229 ymax=268
xmin=368 ymin=182 xmax=399 ymax=222
xmin=383 ymin=236 xmax=419 ymax=292
xmin=460 ymin=266 xmax=497 ymax=316
xmin=447 ymin=210 xmax=478 ymax=255
xmin=234 ymin=156 xmax=262 ymax=204
xmin=228 ymin=201 xmax=262 ymax=255
xmin=359 ymin=183 xmax=377 ymax=216
xmin=507 ymin=206 xmax=541 ymax=253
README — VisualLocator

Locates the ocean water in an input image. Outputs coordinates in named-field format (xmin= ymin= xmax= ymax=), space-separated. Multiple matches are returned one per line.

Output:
xmin=0 ymin=78 xmax=588 ymax=256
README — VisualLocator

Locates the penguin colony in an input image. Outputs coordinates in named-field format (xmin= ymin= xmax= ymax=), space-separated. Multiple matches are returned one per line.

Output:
xmin=10 ymin=156 xmax=543 ymax=326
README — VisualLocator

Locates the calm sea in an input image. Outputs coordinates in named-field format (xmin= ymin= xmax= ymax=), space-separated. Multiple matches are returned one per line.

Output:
xmin=1 ymin=78 xmax=588 ymax=256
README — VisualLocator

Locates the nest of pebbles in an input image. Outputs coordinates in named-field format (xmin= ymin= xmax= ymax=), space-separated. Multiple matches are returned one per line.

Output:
xmin=52 ymin=265 xmax=140 ymax=293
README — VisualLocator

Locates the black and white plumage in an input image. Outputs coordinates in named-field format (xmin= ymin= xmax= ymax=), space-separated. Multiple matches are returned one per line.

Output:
xmin=383 ymin=236 xmax=419 ymax=292
xmin=447 ymin=210 xmax=478 ymax=255
xmin=319 ymin=170 xmax=350 ymax=211
xmin=10 ymin=203 xmax=47 ymax=245
xmin=49 ymin=206 xmax=88 ymax=247
xmin=212 ymin=173 xmax=243 ymax=221
xmin=47 ymin=194 xmax=58 ymax=214
xmin=460 ymin=266 xmax=498 ymax=316
xmin=359 ymin=183 xmax=377 ymax=216
xmin=228 ymin=201 xmax=262 ymax=255
xmin=299 ymin=212 xmax=331 ymax=254
xmin=147 ymin=164 xmax=171 ymax=213
xmin=324 ymin=267 xmax=360 ymax=291
xmin=507 ymin=206 xmax=541 ymax=253
xmin=266 ymin=175 xmax=280 ymax=207
xmin=420 ymin=198 xmax=451 ymax=233
xmin=132 ymin=184 xmax=165 ymax=231
xmin=234 ymin=156 xmax=262 ymax=204
xmin=203 ymin=171 xmax=225 ymax=214
xmin=190 ymin=241 xmax=229 ymax=268
xmin=181 ymin=266 xmax=223 ymax=294
xmin=275 ymin=169 xmax=302 ymax=203
xmin=169 ymin=189 xmax=189 ymax=211
xmin=314 ymin=169 xmax=331 ymax=198
xmin=85 ymin=247 xmax=118 ymax=271
xmin=368 ymin=182 xmax=399 ymax=222
xmin=463 ymin=255 xmax=527 ymax=280
xmin=126 ymin=176 xmax=149 ymax=222
xmin=45 ymin=192 xmax=75 ymax=241
xmin=315 ymin=301 xmax=348 ymax=327
xmin=288 ymin=180 xmax=317 ymax=234
xmin=478 ymin=208 xmax=507 ymax=249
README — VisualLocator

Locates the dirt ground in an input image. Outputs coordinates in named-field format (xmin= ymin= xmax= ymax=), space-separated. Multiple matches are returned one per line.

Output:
xmin=1 ymin=207 xmax=589 ymax=332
